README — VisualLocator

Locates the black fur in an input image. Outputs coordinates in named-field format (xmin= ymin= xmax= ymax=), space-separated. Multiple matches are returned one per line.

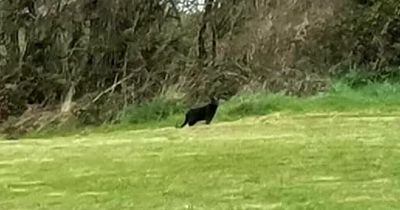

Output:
xmin=179 ymin=97 xmax=219 ymax=128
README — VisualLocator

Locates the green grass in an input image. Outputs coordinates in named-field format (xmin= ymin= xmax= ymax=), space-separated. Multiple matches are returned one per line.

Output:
xmin=1 ymin=112 xmax=400 ymax=209
xmin=115 ymin=82 xmax=400 ymax=127
xmin=219 ymin=81 xmax=400 ymax=118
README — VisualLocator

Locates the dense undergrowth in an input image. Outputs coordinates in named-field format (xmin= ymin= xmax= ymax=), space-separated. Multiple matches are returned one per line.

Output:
xmin=2 ymin=0 xmax=400 ymax=133
xmin=17 ymin=81 xmax=400 ymax=139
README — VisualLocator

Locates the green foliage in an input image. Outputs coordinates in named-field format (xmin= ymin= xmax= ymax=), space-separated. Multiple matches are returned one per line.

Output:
xmin=335 ymin=65 xmax=400 ymax=88
xmin=218 ymin=81 xmax=400 ymax=122
xmin=117 ymin=97 xmax=185 ymax=124
xmin=113 ymin=82 xmax=400 ymax=126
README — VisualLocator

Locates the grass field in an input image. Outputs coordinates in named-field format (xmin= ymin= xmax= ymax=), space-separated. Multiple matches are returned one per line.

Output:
xmin=1 ymin=111 xmax=400 ymax=209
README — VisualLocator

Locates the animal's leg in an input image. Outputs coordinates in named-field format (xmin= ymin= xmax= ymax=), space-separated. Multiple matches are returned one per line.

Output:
xmin=205 ymin=114 xmax=215 ymax=125
xmin=205 ymin=117 xmax=215 ymax=124
xmin=188 ymin=119 xmax=197 ymax=126
xmin=179 ymin=115 xmax=188 ymax=128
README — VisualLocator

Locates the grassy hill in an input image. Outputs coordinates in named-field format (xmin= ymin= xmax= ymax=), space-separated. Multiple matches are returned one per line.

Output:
xmin=1 ymin=111 xmax=400 ymax=209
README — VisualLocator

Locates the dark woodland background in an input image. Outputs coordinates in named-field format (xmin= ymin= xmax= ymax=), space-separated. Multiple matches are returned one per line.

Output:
xmin=1 ymin=0 xmax=400 ymax=135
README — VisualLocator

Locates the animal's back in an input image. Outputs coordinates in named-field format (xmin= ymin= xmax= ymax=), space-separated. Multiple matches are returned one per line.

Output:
xmin=178 ymin=96 xmax=220 ymax=128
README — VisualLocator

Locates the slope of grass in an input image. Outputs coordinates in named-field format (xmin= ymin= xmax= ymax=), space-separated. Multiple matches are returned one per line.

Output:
xmin=218 ymin=81 xmax=400 ymax=119
xmin=20 ymin=82 xmax=400 ymax=139
xmin=1 ymin=113 xmax=400 ymax=209
xmin=111 ymin=82 xmax=400 ymax=129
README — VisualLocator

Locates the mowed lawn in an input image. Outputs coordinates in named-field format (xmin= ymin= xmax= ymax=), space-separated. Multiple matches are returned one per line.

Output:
xmin=1 ymin=112 xmax=400 ymax=210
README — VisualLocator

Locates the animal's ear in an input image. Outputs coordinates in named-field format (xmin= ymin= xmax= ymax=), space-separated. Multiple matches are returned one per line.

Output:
xmin=209 ymin=96 xmax=214 ymax=101
xmin=210 ymin=96 xmax=219 ymax=104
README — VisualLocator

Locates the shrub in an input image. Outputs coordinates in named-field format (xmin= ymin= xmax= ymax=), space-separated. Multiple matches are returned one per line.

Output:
xmin=117 ymin=97 xmax=185 ymax=124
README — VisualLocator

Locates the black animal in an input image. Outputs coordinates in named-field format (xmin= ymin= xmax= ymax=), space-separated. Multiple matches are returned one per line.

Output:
xmin=179 ymin=97 xmax=219 ymax=128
